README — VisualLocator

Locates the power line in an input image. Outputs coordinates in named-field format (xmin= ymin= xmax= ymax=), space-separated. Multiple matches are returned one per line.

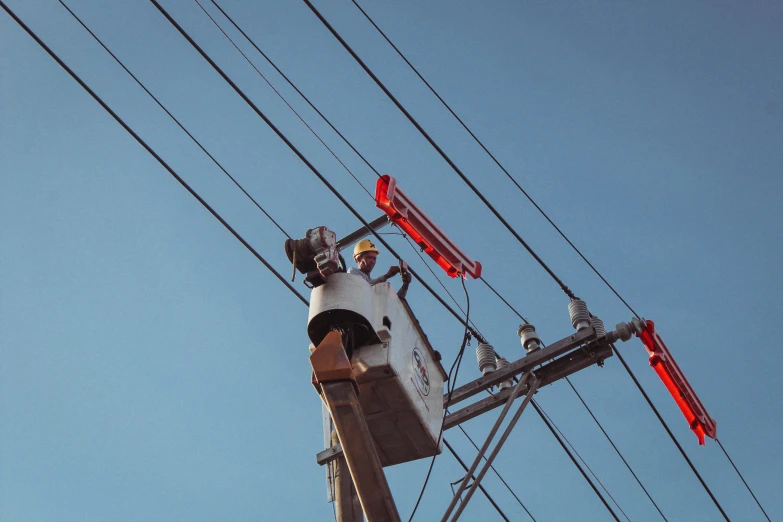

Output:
xmin=537 ymin=403 xmax=632 ymax=522
xmin=349 ymin=0 xmax=640 ymax=319
xmin=456 ymin=425 xmax=536 ymax=521
xmin=715 ymin=439 xmax=771 ymax=522
xmin=57 ymin=0 xmax=292 ymax=240
xmin=531 ymin=400 xmax=621 ymax=522
xmin=612 ymin=346 xmax=731 ymax=521
xmin=443 ymin=439 xmax=510 ymax=522
xmin=565 ymin=378 xmax=669 ymax=521
xmin=303 ymin=0 xmax=577 ymax=301
xmin=148 ymin=0 xmax=488 ymax=345
xmin=0 ymin=1 xmax=309 ymax=311
xmin=193 ymin=0 xmax=374 ymax=200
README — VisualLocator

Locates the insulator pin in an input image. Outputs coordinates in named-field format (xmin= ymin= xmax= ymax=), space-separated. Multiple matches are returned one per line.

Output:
xmin=496 ymin=357 xmax=513 ymax=390
xmin=517 ymin=324 xmax=541 ymax=353
xmin=476 ymin=343 xmax=497 ymax=376
xmin=568 ymin=299 xmax=591 ymax=331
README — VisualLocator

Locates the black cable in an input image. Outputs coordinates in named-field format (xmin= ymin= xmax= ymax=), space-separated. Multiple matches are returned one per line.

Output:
xmin=565 ymin=377 xmax=669 ymax=521
xmin=537 ymin=404 xmax=632 ymax=522
xmin=456 ymin=425 xmax=536 ymax=522
xmin=210 ymin=0 xmax=383 ymax=183
xmin=408 ymin=277 xmax=471 ymax=522
xmin=349 ymin=0 xmax=641 ymax=319
xmin=57 ymin=0 xmax=292 ymax=240
xmin=443 ymin=439 xmax=510 ymax=522
xmin=0 ymin=1 xmax=309 ymax=311
xmin=715 ymin=439 xmax=771 ymax=522
xmin=303 ymin=0 xmax=577 ymax=301
xmin=531 ymin=400 xmax=621 ymax=522
xmin=612 ymin=346 xmax=731 ymax=521
xmin=149 ymin=0 xmax=488 ymax=344
xmin=194 ymin=0 xmax=374 ymax=200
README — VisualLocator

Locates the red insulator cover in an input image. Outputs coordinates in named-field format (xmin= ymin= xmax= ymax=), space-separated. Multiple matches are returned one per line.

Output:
xmin=638 ymin=320 xmax=717 ymax=445
xmin=375 ymin=175 xmax=482 ymax=279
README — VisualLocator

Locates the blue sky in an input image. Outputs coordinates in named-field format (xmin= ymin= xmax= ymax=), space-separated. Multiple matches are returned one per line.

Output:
xmin=1 ymin=1 xmax=781 ymax=520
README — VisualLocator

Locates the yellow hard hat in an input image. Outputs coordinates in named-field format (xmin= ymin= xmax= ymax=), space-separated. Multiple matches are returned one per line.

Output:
xmin=354 ymin=239 xmax=379 ymax=259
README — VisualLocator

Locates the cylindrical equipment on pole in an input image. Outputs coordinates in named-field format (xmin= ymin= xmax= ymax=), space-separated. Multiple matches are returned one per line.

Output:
xmin=476 ymin=343 xmax=497 ymax=376
xmin=568 ymin=299 xmax=591 ymax=331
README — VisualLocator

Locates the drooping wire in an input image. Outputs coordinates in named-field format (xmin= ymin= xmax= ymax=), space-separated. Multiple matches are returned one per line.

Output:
xmin=0 ymin=1 xmax=309 ymax=311
xmin=408 ymin=277 xmax=471 ymax=522
xmin=531 ymin=400 xmax=621 ymax=522
xmin=715 ymin=439 xmax=771 ymax=522
xmin=303 ymin=0 xmax=577 ymax=301
xmin=442 ymin=439 xmax=510 ymax=522
xmin=456 ymin=425 xmax=536 ymax=521
xmin=565 ymin=378 xmax=669 ymax=521
xmin=57 ymin=0 xmax=292 ymax=240
xmin=194 ymin=0 xmax=374 ymax=200
xmin=349 ymin=0 xmax=640 ymax=318
xmin=612 ymin=346 xmax=731 ymax=521
xmin=537 ymin=403 xmax=632 ymax=522
xmin=149 ymin=0 xmax=489 ymax=345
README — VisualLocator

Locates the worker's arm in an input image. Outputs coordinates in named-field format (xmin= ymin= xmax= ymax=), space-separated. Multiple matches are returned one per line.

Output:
xmin=397 ymin=270 xmax=412 ymax=299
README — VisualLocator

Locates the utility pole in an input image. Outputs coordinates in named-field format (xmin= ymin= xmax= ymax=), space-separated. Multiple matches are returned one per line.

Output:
xmin=332 ymin=430 xmax=362 ymax=522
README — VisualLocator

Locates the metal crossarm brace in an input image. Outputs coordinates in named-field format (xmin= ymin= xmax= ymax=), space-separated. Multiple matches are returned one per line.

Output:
xmin=440 ymin=370 xmax=538 ymax=522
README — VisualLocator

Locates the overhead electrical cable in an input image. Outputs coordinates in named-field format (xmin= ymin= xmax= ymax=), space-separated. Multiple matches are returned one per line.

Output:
xmin=57 ymin=0 xmax=292 ymax=240
xmin=305 ymin=5 xmax=741 ymax=519
xmin=148 ymin=0 xmax=488 ymax=345
xmin=715 ymin=439 xmax=771 ymax=522
xmin=193 ymin=0 xmax=373 ymax=200
xmin=303 ymin=0 xmax=577 ymax=301
xmin=612 ymin=346 xmax=731 ymax=521
xmin=565 ymin=378 xmax=669 ymax=520
xmin=0 ymin=1 xmax=309 ymax=311
xmin=537 ymin=403 xmax=632 ymax=522
xmin=349 ymin=0 xmax=639 ymax=318
xmin=442 ymin=439 xmax=511 ymax=522
xmin=531 ymin=400 xmax=622 ymax=522
xmin=456 ymin=425 xmax=536 ymax=522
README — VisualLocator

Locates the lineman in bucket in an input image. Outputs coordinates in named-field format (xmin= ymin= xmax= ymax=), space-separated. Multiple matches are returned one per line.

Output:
xmin=348 ymin=239 xmax=412 ymax=298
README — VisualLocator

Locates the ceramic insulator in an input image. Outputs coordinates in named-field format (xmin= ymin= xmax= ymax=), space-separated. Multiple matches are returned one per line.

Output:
xmin=496 ymin=357 xmax=513 ymax=390
xmin=517 ymin=324 xmax=541 ymax=353
xmin=568 ymin=299 xmax=591 ymax=331
xmin=476 ymin=343 xmax=497 ymax=376
xmin=591 ymin=316 xmax=606 ymax=337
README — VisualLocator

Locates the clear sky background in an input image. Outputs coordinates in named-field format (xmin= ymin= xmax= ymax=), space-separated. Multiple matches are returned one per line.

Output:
xmin=1 ymin=1 xmax=781 ymax=521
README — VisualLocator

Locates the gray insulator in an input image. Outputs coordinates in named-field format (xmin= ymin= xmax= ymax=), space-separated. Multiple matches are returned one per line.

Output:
xmin=517 ymin=324 xmax=541 ymax=353
xmin=614 ymin=322 xmax=633 ymax=342
xmin=591 ymin=316 xmax=606 ymax=337
xmin=496 ymin=357 xmax=513 ymax=390
xmin=568 ymin=299 xmax=591 ymax=331
xmin=476 ymin=343 xmax=497 ymax=376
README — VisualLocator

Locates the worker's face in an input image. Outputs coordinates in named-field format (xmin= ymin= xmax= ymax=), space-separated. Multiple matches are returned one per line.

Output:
xmin=357 ymin=252 xmax=377 ymax=274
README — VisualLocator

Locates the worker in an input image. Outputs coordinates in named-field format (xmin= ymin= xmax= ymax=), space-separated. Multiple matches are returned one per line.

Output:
xmin=348 ymin=239 xmax=412 ymax=298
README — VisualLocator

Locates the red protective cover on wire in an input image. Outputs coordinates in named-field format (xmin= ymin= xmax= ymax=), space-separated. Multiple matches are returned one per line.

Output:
xmin=375 ymin=175 xmax=482 ymax=279
xmin=638 ymin=320 xmax=717 ymax=445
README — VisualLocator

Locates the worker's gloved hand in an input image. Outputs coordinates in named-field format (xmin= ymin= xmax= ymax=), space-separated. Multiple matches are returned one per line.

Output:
xmin=385 ymin=266 xmax=401 ymax=279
